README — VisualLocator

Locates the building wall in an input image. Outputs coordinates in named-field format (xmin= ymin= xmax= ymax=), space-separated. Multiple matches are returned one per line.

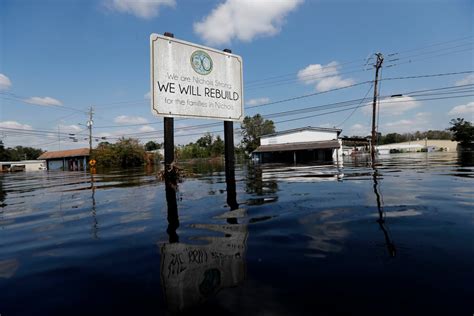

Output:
xmin=393 ymin=140 xmax=458 ymax=151
xmin=332 ymin=139 xmax=343 ymax=163
xmin=47 ymin=157 xmax=88 ymax=171
xmin=22 ymin=161 xmax=46 ymax=171
xmin=376 ymin=140 xmax=458 ymax=153
xmin=261 ymin=130 xmax=339 ymax=146
xmin=48 ymin=160 xmax=65 ymax=170
xmin=0 ymin=160 xmax=46 ymax=171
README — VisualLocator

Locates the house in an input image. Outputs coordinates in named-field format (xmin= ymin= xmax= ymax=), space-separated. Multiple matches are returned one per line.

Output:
xmin=38 ymin=148 xmax=90 ymax=171
xmin=0 ymin=160 xmax=46 ymax=172
xmin=251 ymin=126 xmax=343 ymax=164
xmin=376 ymin=139 xmax=459 ymax=154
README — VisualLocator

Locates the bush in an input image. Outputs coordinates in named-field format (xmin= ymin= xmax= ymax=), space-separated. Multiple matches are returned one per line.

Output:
xmin=91 ymin=138 xmax=146 ymax=168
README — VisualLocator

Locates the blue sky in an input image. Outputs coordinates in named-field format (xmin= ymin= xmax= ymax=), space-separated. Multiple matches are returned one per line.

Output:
xmin=0 ymin=0 xmax=473 ymax=150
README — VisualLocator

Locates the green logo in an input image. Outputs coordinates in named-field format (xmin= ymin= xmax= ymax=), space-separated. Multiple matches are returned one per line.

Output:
xmin=191 ymin=50 xmax=213 ymax=75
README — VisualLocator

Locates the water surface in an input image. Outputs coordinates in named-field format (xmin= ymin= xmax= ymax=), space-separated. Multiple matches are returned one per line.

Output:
xmin=1 ymin=152 xmax=473 ymax=315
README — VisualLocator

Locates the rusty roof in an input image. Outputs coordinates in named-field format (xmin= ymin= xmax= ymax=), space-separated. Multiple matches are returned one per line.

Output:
xmin=38 ymin=148 xmax=90 ymax=160
xmin=253 ymin=140 xmax=340 ymax=153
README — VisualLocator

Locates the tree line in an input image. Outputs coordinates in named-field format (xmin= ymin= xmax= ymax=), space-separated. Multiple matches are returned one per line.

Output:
xmin=377 ymin=118 xmax=473 ymax=146
xmin=0 ymin=141 xmax=44 ymax=161
xmin=2 ymin=116 xmax=471 ymax=166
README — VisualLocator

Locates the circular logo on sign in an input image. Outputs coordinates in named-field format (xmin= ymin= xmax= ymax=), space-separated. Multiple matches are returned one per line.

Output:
xmin=191 ymin=50 xmax=213 ymax=75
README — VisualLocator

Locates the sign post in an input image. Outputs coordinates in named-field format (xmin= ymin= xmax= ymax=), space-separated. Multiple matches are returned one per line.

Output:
xmin=162 ymin=32 xmax=175 ymax=173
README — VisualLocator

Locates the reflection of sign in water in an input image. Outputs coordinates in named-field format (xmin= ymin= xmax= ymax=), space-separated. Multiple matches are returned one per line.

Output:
xmin=150 ymin=34 xmax=244 ymax=121
xmin=160 ymin=221 xmax=248 ymax=313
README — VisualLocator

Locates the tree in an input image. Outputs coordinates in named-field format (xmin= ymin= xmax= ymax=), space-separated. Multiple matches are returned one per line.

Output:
xmin=0 ymin=143 xmax=44 ymax=161
xmin=0 ymin=140 xmax=9 ymax=161
xmin=91 ymin=137 xmax=146 ymax=168
xmin=196 ymin=132 xmax=213 ymax=148
xmin=145 ymin=141 xmax=160 ymax=151
xmin=240 ymin=114 xmax=275 ymax=154
xmin=448 ymin=118 xmax=474 ymax=147
xmin=210 ymin=135 xmax=224 ymax=157
xmin=175 ymin=133 xmax=226 ymax=159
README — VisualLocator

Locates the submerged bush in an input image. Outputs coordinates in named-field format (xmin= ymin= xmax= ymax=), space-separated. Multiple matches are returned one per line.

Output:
xmin=91 ymin=138 xmax=146 ymax=168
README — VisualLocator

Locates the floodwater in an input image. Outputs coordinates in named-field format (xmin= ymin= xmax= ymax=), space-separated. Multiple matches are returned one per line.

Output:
xmin=0 ymin=152 xmax=473 ymax=315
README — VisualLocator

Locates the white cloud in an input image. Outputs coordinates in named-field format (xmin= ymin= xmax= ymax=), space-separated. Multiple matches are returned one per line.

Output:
xmin=114 ymin=115 xmax=148 ymax=125
xmin=382 ymin=112 xmax=432 ymax=133
xmin=297 ymin=61 xmax=355 ymax=92
xmin=58 ymin=124 xmax=82 ymax=133
xmin=104 ymin=0 xmax=175 ymax=19
xmin=349 ymin=123 xmax=369 ymax=136
xmin=0 ymin=74 xmax=12 ymax=90
xmin=448 ymin=101 xmax=474 ymax=116
xmin=139 ymin=125 xmax=156 ymax=133
xmin=246 ymin=97 xmax=270 ymax=106
xmin=455 ymin=74 xmax=474 ymax=86
xmin=144 ymin=91 xmax=151 ymax=99
xmin=363 ymin=95 xmax=421 ymax=116
xmin=24 ymin=96 xmax=63 ymax=107
xmin=0 ymin=121 xmax=32 ymax=130
xmin=194 ymin=0 xmax=303 ymax=45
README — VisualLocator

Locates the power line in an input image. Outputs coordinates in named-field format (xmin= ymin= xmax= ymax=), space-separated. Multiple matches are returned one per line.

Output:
xmin=99 ymin=91 xmax=474 ymax=140
xmin=337 ymin=84 xmax=374 ymax=127
xmin=381 ymin=70 xmax=474 ymax=81
xmin=246 ymin=58 xmax=367 ymax=85
xmin=93 ymin=81 xmax=372 ymax=129
xmin=66 ymin=89 xmax=474 ymax=140
xmin=386 ymin=35 xmax=473 ymax=56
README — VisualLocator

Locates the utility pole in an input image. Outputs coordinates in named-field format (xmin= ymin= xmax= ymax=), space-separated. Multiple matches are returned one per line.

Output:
xmin=87 ymin=106 xmax=94 ymax=155
xmin=371 ymin=53 xmax=384 ymax=163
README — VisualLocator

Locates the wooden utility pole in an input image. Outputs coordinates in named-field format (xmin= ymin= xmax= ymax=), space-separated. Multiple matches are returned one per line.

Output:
xmin=371 ymin=53 xmax=384 ymax=163
xmin=87 ymin=106 xmax=94 ymax=154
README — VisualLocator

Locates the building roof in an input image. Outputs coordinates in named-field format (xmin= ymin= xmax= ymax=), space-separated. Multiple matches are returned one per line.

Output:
xmin=38 ymin=148 xmax=90 ymax=160
xmin=261 ymin=126 xmax=342 ymax=139
xmin=253 ymin=140 xmax=341 ymax=153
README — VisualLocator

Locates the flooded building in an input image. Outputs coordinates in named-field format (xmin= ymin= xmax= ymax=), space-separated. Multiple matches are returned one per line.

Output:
xmin=38 ymin=148 xmax=90 ymax=171
xmin=0 ymin=160 xmax=46 ymax=172
xmin=252 ymin=126 xmax=343 ymax=164
xmin=376 ymin=139 xmax=459 ymax=154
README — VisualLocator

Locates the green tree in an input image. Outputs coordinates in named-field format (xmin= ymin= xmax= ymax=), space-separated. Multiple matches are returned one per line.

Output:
xmin=175 ymin=133 xmax=226 ymax=160
xmin=0 ymin=141 xmax=9 ymax=161
xmin=91 ymin=137 xmax=146 ymax=168
xmin=240 ymin=114 xmax=275 ymax=154
xmin=380 ymin=133 xmax=405 ymax=145
xmin=196 ymin=132 xmax=213 ymax=148
xmin=145 ymin=140 xmax=161 ymax=151
xmin=448 ymin=118 xmax=474 ymax=146
xmin=0 ymin=143 xmax=44 ymax=161
xmin=210 ymin=135 xmax=224 ymax=157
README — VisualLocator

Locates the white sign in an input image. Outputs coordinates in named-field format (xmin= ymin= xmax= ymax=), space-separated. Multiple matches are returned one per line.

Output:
xmin=150 ymin=34 xmax=244 ymax=121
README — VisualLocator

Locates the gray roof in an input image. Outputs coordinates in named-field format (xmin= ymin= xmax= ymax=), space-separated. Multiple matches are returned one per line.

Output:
xmin=261 ymin=126 xmax=342 ymax=139
xmin=253 ymin=140 xmax=341 ymax=153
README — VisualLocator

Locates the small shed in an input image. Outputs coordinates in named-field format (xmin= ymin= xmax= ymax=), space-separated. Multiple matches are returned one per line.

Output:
xmin=252 ymin=127 xmax=343 ymax=164
xmin=38 ymin=148 xmax=90 ymax=171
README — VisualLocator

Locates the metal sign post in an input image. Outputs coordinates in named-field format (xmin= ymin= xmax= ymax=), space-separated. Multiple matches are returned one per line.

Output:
xmin=162 ymin=32 xmax=175 ymax=174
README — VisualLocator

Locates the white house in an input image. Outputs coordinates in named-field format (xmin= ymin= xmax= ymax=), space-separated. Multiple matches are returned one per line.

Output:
xmin=252 ymin=126 xmax=343 ymax=164
xmin=0 ymin=160 xmax=46 ymax=172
